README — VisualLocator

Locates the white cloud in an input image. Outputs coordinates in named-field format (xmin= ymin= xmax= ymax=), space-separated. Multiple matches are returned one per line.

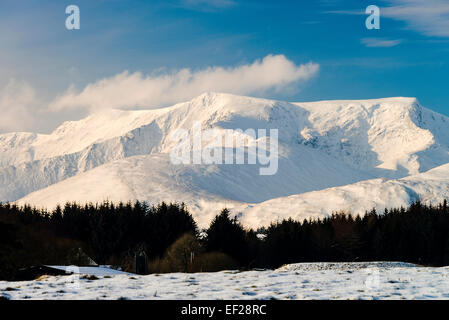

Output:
xmin=361 ymin=38 xmax=402 ymax=47
xmin=327 ymin=0 xmax=449 ymax=38
xmin=0 ymin=80 xmax=36 ymax=133
xmin=181 ymin=0 xmax=236 ymax=9
xmin=383 ymin=0 xmax=449 ymax=37
xmin=325 ymin=9 xmax=365 ymax=15
xmin=49 ymin=55 xmax=320 ymax=113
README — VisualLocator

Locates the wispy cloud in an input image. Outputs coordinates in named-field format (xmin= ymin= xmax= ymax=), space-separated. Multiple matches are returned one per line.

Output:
xmin=0 ymin=80 xmax=37 ymax=133
xmin=178 ymin=0 xmax=236 ymax=11
xmin=48 ymin=55 xmax=320 ymax=113
xmin=324 ymin=9 xmax=365 ymax=15
xmin=322 ymin=56 xmax=440 ymax=69
xmin=361 ymin=38 xmax=402 ymax=47
xmin=326 ymin=0 xmax=449 ymax=38
xmin=383 ymin=0 xmax=449 ymax=37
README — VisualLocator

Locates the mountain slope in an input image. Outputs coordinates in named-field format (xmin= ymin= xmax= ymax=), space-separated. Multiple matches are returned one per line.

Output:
xmin=18 ymin=158 xmax=449 ymax=228
xmin=236 ymin=162 xmax=449 ymax=228
xmin=17 ymin=148 xmax=367 ymax=227
xmin=1 ymin=92 xmax=448 ymax=227
xmin=293 ymin=97 xmax=449 ymax=175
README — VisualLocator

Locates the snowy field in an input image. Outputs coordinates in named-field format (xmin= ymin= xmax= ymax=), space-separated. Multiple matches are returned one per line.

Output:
xmin=2 ymin=262 xmax=449 ymax=300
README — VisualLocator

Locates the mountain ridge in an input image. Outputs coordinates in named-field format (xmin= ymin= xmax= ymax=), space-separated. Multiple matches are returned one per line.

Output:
xmin=1 ymin=92 xmax=448 ymax=227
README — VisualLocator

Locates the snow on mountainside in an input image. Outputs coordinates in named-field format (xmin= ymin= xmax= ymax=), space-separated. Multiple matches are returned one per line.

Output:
xmin=235 ymin=162 xmax=449 ymax=228
xmin=294 ymin=98 xmax=449 ymax=175
xmin=1 ymin=92 xmax=448 ymax=227
xmin=18 ymin=159 xmax=449 ymax=228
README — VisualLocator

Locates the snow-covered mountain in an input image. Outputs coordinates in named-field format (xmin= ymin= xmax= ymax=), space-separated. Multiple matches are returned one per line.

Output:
xmin=2 ymin=92 xmax=449 ymax=227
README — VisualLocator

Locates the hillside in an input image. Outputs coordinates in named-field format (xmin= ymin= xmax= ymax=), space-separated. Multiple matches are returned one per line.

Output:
xmin=1 ymin=92 xmax=447 ymax=227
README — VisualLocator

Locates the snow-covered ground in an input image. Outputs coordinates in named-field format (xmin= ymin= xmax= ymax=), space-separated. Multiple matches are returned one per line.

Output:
xmin=3 ymin=262 xmax=449 ymax=300
xmin=44 ymin=266 xmax=133 ymax=276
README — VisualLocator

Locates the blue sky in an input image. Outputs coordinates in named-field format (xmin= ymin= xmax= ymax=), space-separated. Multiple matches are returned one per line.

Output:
xmin=1 ymin=0 xmax=449 ymax=132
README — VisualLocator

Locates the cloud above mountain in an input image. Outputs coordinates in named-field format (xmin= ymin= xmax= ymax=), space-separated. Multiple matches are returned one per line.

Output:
xmin=48 ymin=55 xmax=319 ymax=113
xmin=0 ymin=80 xmax=37 ymax=132
xmin=383 ymin=0 xmax=449 ymax=37
xmin=361 ymin=38 xmax=402 ymax=47
xmin=327 ymin=0 xmax=449 ymax=38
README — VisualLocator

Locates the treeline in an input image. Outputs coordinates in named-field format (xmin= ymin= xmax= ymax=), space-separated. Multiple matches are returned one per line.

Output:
xmin=1 ymin=200 xmax=449 ymax=280
xmin=0 ymin=201 xmax=197 ymax=279
xmin=263 ymin=200 xmax=449 ymax=268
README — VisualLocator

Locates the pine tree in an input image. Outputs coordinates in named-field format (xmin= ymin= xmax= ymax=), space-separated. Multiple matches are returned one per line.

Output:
xmin=205 ymin=208 xmax=248 ymax=266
